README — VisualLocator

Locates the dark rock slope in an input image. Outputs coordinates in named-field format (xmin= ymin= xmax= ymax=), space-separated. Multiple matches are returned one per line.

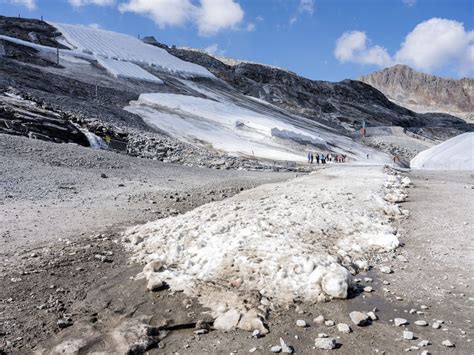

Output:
xmin=155 ymin=40 xmax=469 ymax=133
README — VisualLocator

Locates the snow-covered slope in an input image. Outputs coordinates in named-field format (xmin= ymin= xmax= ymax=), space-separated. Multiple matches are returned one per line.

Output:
xmin=125 ymin=83 xmax=391 ymax=164
xmin=51 ymin=22 xmax=213 ymax=79
xmin=410 ymin=133 xmax=474 ymax=170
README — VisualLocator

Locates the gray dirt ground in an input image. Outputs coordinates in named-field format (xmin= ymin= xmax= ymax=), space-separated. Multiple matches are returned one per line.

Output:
xmin=0 ymin=136 xmax=473 ymax=354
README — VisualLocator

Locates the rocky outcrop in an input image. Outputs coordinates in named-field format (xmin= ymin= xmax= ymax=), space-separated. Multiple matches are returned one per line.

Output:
xmin=360 ymin=65 xmax=474 ymax=122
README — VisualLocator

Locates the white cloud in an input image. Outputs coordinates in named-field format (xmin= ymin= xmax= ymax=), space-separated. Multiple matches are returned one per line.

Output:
xmin=335 ymin=18 xmax=473 ymax=75
xmin=395 ymin=18 xmax=474 ymax=74
xmin=88 ymin=23 xmax=102 ymax=29
xmin=9 ymin=0 xmax=36 ymax=10
xmin=119 ymin=0 xmax=244 ymax=36
xmin=402 ymin=0 xmax=417 ymax=7
xmin=69 ymin=0 xmax=114 ymax=7
xmin=298 ymin=0 xmax=314 ymax=15
xmin=245 ymin=22 xmax=256 ymax=32
xmin=334 ymin=30 xmax=392 ymax=67
xmin=204 ymin=43 xmax=225 ymax=56
xmin=196 ymin=0 xmax=244 ymax=36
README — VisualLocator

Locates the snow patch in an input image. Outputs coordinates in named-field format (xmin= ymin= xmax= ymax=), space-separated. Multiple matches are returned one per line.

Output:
xmin=96 ymin=58 xmax=163 ymax=83
xmin=410 ymin=132 xmax=474 ymax=171
xmin=123 ymin=166 xmax=406 ymax=331
xmin=50 ymin=23 xmax=213 ymax=79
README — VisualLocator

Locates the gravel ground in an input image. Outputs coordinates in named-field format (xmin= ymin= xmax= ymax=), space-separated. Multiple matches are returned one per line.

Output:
xmin=0 ymin=134 xmax=294 ymax=256
xmin=0 ymin=137 xmax=472 ymax=354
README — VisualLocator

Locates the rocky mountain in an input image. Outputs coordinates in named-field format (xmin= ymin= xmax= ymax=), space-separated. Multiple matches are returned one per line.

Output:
xmin=360 ymin=64 xmax=474 ymax=122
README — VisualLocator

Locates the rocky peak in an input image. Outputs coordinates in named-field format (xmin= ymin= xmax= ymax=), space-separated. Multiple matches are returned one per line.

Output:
xmin=360 ymin=65 xmax=474 ymax=121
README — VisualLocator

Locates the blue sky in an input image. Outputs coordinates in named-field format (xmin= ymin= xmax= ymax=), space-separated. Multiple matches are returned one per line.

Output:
xmin=1 ymin=0 xmax=473 ymax=81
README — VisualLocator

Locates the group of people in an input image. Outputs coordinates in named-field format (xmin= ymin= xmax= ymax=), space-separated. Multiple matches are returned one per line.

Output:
xmin=307 ymin=152 xmax=346 ymax=164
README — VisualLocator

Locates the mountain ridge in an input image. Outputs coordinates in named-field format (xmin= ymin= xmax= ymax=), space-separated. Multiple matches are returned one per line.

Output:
xmin=360 ymin=64 xmax=474 ymax=122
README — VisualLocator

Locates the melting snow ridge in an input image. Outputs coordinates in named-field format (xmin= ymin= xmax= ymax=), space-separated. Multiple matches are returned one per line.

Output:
xmin=123 ymin=166 xmax=410 ymax=332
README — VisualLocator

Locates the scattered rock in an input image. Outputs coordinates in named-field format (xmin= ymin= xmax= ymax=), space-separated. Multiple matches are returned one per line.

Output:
xmin=270 ymin=345 xmax=282 ymax=353
xmin=100 ymin=173 xmax=108 ymax=178
xmin=350 ymin=311 xmax=370 ymax=326
xmin=336 ymin=323 xmax=352 ymax=334
xmin=394 ymin=318 xmax=409 ymax=326
xmin=432 ymin=323 xmax=441 ymax=329
xmin=318 ymin=333 xmax=328 ymax=338
xmin=380 ymin=266 xmax=392 ymax=274
xmin=403 ymin=330 xmax=414 ymax=340
xmin=441 ymin=340 xmax=455 ymax=347
xmin=296 ymin=319 xmax=307 ymax=327
xmin=313 ymin=315 xmax=325 ymax=325
xmin=314 ymin=337 xmax=337 ymax=350
xmin=414 ymin=320 xmax=428 ymax=327
xmin=325 ymin=320 xmax=335 ymax=327
xmin=279 ymin=338 xmax=293 ymax=354
xmin=252 ymin=329 xmax=263 ymax=338
xmin=364 ymin=286 xmax=374 ymax=293
xmin=418 ymin=340 xmax=430 ymax=347
xmin=367 ymin=311 xmax=378 ymax=321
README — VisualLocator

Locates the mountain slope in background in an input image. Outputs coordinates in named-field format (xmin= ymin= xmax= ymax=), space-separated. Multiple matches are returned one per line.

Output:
xmin=360 ymin=65 xmax=474 ymax=122
xmin=147 ymin=38 xmax=469 ymax=136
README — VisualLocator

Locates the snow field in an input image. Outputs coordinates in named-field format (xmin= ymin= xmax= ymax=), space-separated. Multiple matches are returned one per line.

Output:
xmin=410 ymin=132 xmax=474 ymax=170
xmin=50 ymin=23 xmax=213 ymax=79
xmin=123 ymin=166 xmax=409 ymax=332
xmin=124 ymin=91 xmax=391 ymax=164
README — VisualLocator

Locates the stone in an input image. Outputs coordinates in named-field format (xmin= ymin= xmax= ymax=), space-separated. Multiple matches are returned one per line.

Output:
xmin=380 ymin=266 xmax=392 ymax=274
xmin=367 ymin=311 xmax=378 ymax=321
xmin=213 ymin=309 xmax=241 ymax=331
xmin=394 ymin=318 xmax=409 ymax=326
xmin=364 ymin=286 xmax=374 ymax=293
xmin=336 ymin=323 xmax=352 ymax=334
xmin=314 ymin=337 xmax=337 ymax=350
xmin=146 ymin=274 xmax=164 ymax=291
xmin=270 ymin=345 xmax=282 ymax=353
xmin=409 ymin=309 xmax=416 ymax=314
xmin=325 ymin=320 xmax=335 ymax=327
xmin=350 ymin=311 xmax=370 ymax=326
xmin=403 ymin=330 xmax=414 ymax=340
xmin=418 ymin=340 xmax=430 ymax=347
xmin=252 ymin=329 xmax=262 ymax=338
xmin=441 ymin=340 xmax=455 ymax=347
xmin=364 ymin=277 xmax=373 ymax=282
xmin=296 ymin=319 xmax=307 ymax=327
xmin=249 ymin=347 xmax=257 ymax=353
xmin=414 ymin=320 xmax=428 ymax=326
xmin=194 ymin=329 xmax=208 ymax=335
xmin=313 ymin=315 xmax=325 ymax=325
xmin=318 ymin=333 xmax=328 ymax=338
xmin=432 ymin=323 xmax=441 ymax=329
xmin=279 ymin=338 xmax=293 ymax=353
xmin=420 ymin=305 xmax=429 ymax=310
xmin=421 ymin=351 xmax=430 ymax=355
xmin=100 ymin=173 xmax=108 ymax=178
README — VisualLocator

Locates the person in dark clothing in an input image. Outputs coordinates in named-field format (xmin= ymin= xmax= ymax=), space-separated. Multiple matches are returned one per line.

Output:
xmin=310 ymin=152 xmax=314 ymax=164
xmin=316 ymin=154 xmax=320 ymax=165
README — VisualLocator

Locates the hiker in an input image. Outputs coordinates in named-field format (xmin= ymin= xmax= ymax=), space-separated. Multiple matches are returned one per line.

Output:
xmin=310 ymin=152 xmax=314 ymax=164
xmin=307 ymin=152 xmax=311 ymax=163
xmin=316 ymin=153 xmax=320 ymax=165
xmin=321 ymin=153 xmax=326 ymax=164
xmin=366 ymin=153 xmax=369 ymax=159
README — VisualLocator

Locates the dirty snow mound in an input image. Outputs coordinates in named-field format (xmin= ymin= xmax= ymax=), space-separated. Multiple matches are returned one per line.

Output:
xmin=123 ymin=166 xmax=408 ymax=331
xmin=410 ymin=132 xmax=474 ymax=170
